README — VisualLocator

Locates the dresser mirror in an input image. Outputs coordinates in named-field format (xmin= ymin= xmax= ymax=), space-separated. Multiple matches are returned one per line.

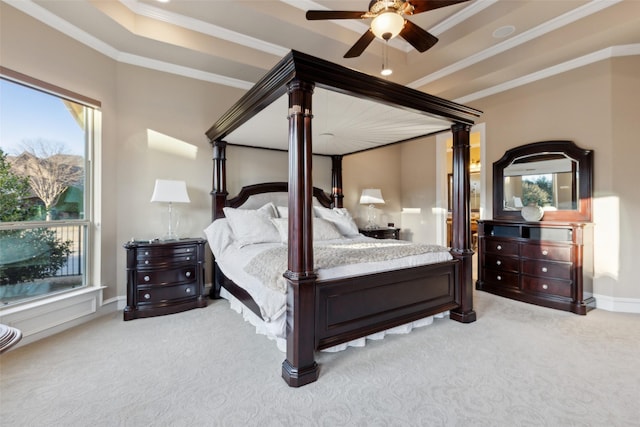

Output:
xmin=493 ymin=140 xmax=593 ymax=222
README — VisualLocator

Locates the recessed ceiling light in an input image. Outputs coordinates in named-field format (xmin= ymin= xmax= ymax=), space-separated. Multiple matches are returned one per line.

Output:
xmin=493 ymin=25 xmax=515 ymax=39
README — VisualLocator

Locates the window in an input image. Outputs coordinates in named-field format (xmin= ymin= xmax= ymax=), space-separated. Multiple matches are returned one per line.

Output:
xmin=0 ymin=69 xmax=98 ymax=306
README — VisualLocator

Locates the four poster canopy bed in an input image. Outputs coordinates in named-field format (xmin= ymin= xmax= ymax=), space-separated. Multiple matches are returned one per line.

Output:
xmin=204 ymin=50 xmax=482 ymax=387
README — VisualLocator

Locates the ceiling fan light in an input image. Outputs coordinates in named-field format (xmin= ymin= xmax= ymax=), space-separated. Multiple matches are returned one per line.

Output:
xmin=371 ymin=11 xmax=404 ymax=40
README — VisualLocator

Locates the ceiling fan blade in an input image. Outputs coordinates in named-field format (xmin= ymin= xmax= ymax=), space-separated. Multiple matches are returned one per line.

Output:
xmin=344 ymin=30 xmax=376 ymax=58
xmin=399 ymin=20 xmax=439 ymax=52
xmin=306 ymin=10 xmax=367 ymax=20
xmin=409 ymin=0 xmax=471 ymax=15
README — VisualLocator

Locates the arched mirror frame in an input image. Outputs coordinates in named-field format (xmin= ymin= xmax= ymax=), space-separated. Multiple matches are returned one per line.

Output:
xmin=493 ymin=140 xmax=593 ymax=222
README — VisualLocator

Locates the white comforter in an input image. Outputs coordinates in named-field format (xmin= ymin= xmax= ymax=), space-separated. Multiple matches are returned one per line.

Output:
xmin=206 ymin=219 xmax=452 ymax=322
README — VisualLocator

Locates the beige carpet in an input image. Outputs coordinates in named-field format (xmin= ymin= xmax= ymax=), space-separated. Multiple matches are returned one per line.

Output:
xmin=1 ymin=290 xmax=638 ymax=426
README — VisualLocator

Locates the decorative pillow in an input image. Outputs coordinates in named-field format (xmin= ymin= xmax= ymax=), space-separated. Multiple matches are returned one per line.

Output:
xmin=222 ymin=203 xmax=280 ymax=247
xmin=204 ymin=219 xmax=234 ymax=256
xmin=271 ymin=217 xmax=343 ymax=242
xmin=313 ymin=206 xmax=360 ymax=237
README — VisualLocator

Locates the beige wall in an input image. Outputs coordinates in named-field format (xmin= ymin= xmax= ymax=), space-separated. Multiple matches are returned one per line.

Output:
xmin=2 ymin=3 xmax=638 ymax=306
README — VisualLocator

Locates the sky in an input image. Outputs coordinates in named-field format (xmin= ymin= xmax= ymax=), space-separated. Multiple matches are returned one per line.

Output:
xmin=0 ymin=79 xmax=85 ymax=156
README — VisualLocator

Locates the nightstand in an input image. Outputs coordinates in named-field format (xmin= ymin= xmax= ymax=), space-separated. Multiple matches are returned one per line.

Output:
xmin=123 ymin=238 xmax=207 ymax=321
xmin=359 ymin=227 xmax=401 ymax=240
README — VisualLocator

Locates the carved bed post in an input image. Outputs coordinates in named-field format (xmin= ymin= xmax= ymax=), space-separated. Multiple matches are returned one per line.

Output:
xmin=282 ymin=79 xmax=320 ymax=387
xmin=449 ymin=123 xmax=477 ymax=323
xmin=211 ymin=140 xmax=228 ymax=220
xmin=331 ymin=155 xmax=344 ymax=208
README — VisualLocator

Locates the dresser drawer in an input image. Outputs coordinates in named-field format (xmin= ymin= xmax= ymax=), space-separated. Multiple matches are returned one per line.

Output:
xmin=521 ymin=260 xmax=572 ymax=281
xmin=520 ymin=244 xmax=571 ymax=262
xmin=483 ymin=269 xmax=519 ymax=289
xmin=137 ymin=245 xmax=198 ymax=267
xmin=522 ymin=276 xmax=572 ymax=298
xmin=483 ymin=254 xmax=519 ymax=273
xmin=137 ymin=283 xmax=198 ymax=304
xmin=136 ymin=267 xmax=196 ymax=286
xmin=483 ymin=239 xmax=519 ymax=256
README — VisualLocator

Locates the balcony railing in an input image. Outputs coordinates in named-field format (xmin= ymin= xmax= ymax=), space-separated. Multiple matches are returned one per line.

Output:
xmin=0 ymin=222 xmax=86 ymax=306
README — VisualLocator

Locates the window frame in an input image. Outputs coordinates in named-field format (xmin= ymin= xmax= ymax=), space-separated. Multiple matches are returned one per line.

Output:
xmin=0 ymin=67 xmax=100 ymax=306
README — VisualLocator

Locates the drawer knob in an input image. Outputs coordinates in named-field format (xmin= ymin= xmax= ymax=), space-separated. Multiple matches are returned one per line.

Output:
xmin=145 ymin=260 xmax=149 ymax=265
xmin=144 ymin=251 xmax=149 ymax=256
xmin=542 ymin=284 xmax=549 ymax=290
xmin=541 ymin=267 xmax=548 ymax=273
xmin=185 ymin=271 xmax=191 ymax=278
xmin=186 ymin=257 xmax=190 ymax=261
xmin=185 ymin=288 xmax=192 ymax=294
xmin=497 ymin=275 xmax=502 ymax=281
xmin=496 ymin=260 xmax=502 ymax=266
xmin=497 ymin=245 xmax=502 ymax=251
xmin=542 ymin=250 xmax=548 ymax=256
xmin=144 ymin=275 xmax=150 ymax=282
xmin=144 ymin=293 xmax=151 ymax=299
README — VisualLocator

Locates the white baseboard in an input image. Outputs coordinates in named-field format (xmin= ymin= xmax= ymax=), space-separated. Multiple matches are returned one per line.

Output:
xmin=594 ymin=294 xmax=640 ymax=314
xmin=0 ymin=287 xmax=118 ymax=349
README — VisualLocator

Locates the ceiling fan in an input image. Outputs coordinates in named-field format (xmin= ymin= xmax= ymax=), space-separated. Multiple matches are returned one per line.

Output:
xmin=306 ymin=0 xmax=470 ymax=58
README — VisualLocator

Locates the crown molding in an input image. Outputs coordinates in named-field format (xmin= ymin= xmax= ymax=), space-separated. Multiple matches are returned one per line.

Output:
xmin=454 ymin=43 xmax=640 ymax=104
xmin=119 ymin=0 xmax=289 ymax=57
xmin=409 ymin=0 xmax=623 ymax=89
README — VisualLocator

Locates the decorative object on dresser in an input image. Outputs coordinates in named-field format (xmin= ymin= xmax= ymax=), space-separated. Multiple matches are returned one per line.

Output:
xmin=150 ymin=179 xmax=191 ymax=240
xmin=359 ymin=227 xmax=400 ymax=240
xmin=123 ymin=238 xmax=207 ymax=321
xmin=359 ymin=188 xmax=385 ymax=229
xmin=477 ymin=140 xmax=594 ymax=314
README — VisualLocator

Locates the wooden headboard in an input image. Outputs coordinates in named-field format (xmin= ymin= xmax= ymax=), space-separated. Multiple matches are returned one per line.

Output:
xmin=216 ymin=182 xmax=333 ymax=219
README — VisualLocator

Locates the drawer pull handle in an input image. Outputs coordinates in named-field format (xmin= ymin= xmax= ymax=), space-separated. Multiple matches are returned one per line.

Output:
xmin=185 ymin=288 xmax=192 ymax=293
xmin=541 ymin=267 xmax=548 ymax=273
xmin=185 ymin=271 xmax=191 ymax=278
xmin=497 ymin=275 xmax=502 ymax=281
xmin=144 ymin=260 xmax=149 ymax=265
xmin=144 ymin=293 xmax=151 ymax=299
xmin=144 ymin=275 xmax=150 ymax=282
xmin=144 ymin=251 xmax=149 ymax=256
xmin=542 ymin=250 xmax=548 ymax=256
xmin=542 ymin=284 xmax=549 ymax=290
xmin=496 ymin=260 xmax=502 ymax=266
xmin=497 ymin=245 xmax=502 ymax=251
xmin=186 ymin=257 xmax=190 ymax=261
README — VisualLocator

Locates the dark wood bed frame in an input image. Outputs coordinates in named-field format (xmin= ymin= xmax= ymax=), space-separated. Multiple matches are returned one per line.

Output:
xmin=206 ymin=51 xmax=482 ymax=387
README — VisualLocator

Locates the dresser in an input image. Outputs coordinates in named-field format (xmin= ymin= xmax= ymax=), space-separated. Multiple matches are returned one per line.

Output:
xmin=123 ymin=238 xmax=207 ymax=320
xmin=476 ymin=220 xmax=594 ymax=314
xmin=359 ymin=227 xmax=400 ymax=240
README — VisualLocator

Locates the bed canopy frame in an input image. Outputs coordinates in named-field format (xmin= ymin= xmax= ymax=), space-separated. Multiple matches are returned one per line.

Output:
xmin=206 ymin=50 xmax=482 ymax=387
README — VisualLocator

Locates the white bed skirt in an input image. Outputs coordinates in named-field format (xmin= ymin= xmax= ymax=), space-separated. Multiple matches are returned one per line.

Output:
xmin=219 ymin=287 xmax=448 ymax=353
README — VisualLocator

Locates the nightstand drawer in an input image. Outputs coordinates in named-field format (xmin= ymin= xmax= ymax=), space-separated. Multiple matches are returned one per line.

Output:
xmin=136 ymin=267 xmax=196 ymax=286
xmin=522 ymin=276 xmax=572 ymax=298
xmin=359 ymin=228 xmax=400 ymax=240
xmin=138 ymin=283 xmax=198 ymax=304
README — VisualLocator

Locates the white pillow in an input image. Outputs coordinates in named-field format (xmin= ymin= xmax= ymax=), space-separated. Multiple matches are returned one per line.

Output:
xmin=313 ymin=206 xmax=360 ymax=237
xmin=203 ymin=219 xmax=234 ymax=256
xmin=223 ymin=203 xmax=280 ymax=247
xmin=271 ymin=217 xmax=343 ymax=243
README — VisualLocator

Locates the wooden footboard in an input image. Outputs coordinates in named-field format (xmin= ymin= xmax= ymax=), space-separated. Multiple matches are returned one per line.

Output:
xmin=214 ymin=257 xmax=459 ymax=351
xmin=315 ymin=260 xmax=459 ymax=350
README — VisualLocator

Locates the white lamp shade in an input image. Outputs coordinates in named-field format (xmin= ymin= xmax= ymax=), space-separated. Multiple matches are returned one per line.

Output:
xmin=360 ymin=188 xmax=385 ymax=205
xmin=150 ymin=179 xmax=191 ymax=203
xmin=370 ymin=11 xmax=405 ymax=40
